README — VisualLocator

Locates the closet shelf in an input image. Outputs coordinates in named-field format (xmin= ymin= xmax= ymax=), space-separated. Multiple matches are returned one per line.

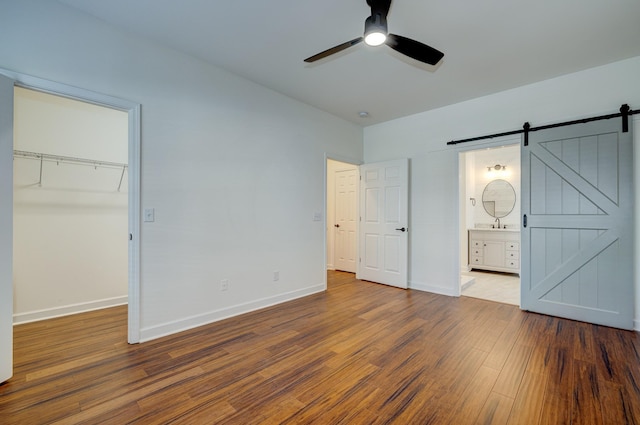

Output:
xmin=13 ymin=150 xmax=128 ymax=191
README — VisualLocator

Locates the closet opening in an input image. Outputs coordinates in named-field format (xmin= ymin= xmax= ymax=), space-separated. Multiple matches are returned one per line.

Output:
xmin=13 ymin=87 xmax=130 ymax=326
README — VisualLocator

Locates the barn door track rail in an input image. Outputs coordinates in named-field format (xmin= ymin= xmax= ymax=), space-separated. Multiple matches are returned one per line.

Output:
xmin=446 ymin=104 xmax=639 ymax=146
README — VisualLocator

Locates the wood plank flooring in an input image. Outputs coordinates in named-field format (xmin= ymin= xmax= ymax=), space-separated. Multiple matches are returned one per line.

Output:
xmin=1 ymin=271 xmax=639 ymax=424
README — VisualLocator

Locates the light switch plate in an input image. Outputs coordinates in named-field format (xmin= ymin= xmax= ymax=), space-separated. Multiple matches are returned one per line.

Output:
xmin=144 ymin=208 xmax=155 ymax=222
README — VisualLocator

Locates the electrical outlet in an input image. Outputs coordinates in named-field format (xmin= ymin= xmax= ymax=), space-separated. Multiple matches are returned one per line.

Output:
xmin=220 ymin=279 xmax=229 ymax=291
xmin=273 ymin=271 xmax=279 ymax=282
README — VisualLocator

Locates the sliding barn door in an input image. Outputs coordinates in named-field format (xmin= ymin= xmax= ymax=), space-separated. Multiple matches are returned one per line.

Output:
xmin=521 ymin=118 xmax=633 ymax=329
xmin=0 ymin=74 xmax=14 ymax=382
xmin=358 ymin=159 xmax=408 ymax=289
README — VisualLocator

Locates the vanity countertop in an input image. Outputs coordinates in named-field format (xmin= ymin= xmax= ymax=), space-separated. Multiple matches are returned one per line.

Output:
xmin=470 ymin=227 xmax=520 ymax=233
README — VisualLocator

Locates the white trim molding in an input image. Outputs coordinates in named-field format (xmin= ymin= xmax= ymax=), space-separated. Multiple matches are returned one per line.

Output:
xmin=139 ymin=284 xmax=325 ymax=343
xmin=13 ymin=296 xmax=128 ymax=325
xmin=409 ymin=280 xmax=459 ymax=297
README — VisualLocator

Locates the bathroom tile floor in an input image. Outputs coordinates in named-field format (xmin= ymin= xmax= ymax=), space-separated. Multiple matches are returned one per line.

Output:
xmin=461 ymin=270 xmax=520 ymax=306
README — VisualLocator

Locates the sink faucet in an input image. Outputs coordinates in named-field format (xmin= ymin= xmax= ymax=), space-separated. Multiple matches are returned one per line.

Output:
xmin=495 ymin=217 xmax=501 ymax=229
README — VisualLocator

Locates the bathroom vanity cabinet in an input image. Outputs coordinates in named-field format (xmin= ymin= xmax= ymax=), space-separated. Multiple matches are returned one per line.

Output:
xmin=468 ymin=229 xmax=520 ymax=274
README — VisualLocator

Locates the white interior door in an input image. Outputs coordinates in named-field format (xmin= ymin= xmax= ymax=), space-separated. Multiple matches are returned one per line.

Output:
xmin=334 ymin=168 xmax=358 ymax=273
xmin=521 ymin=119 xmax=634 ymax=329
xmin=358 ymin=159 xmax=408 ymax=288
xmin=0 ymin=74 xmax=14 ymax=382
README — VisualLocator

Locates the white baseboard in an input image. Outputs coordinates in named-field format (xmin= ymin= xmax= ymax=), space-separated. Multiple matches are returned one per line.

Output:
xmin=13 ymin=296 xmax=128 ymax=325
xmin=409 ymin=281 xmax=458 ymax=297
xmin=460 ymin=275 xmax=476 ymax=290
xmin=139 ymin=284 xmax=325 ymax=343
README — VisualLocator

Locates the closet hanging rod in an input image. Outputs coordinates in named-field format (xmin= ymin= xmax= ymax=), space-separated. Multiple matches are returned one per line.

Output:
xmin=13 ymin=150 xmax=127 ymax=169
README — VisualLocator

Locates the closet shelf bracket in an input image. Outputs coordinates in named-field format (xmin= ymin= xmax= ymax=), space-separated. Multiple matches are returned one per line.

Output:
xmin=117 ymin=166 xmax=127 ymax=192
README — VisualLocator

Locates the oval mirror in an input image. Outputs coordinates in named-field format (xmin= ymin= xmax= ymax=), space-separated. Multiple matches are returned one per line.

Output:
xmin=482 ymin=179 xmax=516 ymax=218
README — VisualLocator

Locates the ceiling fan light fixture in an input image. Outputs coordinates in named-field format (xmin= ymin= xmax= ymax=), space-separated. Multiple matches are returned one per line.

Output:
xmin=364 ymin=31 xmax=386 ymax=46
xmin=363 ymin=14 xmax=387 ymax=46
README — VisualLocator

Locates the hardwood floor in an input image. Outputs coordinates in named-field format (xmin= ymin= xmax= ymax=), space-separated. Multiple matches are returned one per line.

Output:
xmin=2 ymin=271 xmax=639 ymax=424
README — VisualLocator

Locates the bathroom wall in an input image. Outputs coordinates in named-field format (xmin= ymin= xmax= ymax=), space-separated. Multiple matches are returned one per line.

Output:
xmin=460 ymin=144 xmax=520 ymax=272
xmin=469 ymin=145 xmax=520 ymax=229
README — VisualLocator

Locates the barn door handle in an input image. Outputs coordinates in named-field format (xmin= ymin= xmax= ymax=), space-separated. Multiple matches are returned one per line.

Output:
xmin=523 ymin=214 xmax=527 ymax=228
xmin=395 ymin=227 xmax=407 ymax=232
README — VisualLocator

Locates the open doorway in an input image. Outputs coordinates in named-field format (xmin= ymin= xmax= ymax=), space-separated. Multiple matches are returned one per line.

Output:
xmin=459 ymin=144 xmax=521 ymax=305
xmin=326 ymin=159 xmax=359 ymax=274
xmin=13 ymin=87 xmax=129 ymax=323
xmin=1 ymin=72 xmax=140 ymax=382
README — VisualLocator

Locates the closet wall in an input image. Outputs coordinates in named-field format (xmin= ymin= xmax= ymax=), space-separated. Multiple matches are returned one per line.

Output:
xmin=13 ymin=87 xmax=128 ymax=323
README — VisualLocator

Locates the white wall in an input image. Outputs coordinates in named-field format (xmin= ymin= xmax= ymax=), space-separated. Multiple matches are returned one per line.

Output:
xmin=13 ymin=87 xmax=128 ymax=323
xmin=0 ymin=0 xmax=363 ymax=341
xmin=364 ymin=56 xmax=640 ymax=329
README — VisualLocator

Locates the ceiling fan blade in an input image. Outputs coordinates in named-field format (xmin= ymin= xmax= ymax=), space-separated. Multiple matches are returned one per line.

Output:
xmin=386 ymin=34 xmax=444 ymax=65
xmin=304 ymin=37 xmax=364 ymax=63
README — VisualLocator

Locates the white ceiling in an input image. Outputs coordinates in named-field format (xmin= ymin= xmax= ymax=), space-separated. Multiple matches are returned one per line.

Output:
xmin=57 ymin=0 xmax=640 ymax=126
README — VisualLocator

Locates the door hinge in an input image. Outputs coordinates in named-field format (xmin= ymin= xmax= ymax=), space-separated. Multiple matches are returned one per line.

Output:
xmin=129 ymin=233 xmax=133 ymax=241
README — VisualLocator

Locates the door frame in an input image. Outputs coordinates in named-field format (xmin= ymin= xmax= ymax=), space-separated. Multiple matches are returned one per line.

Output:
xmin=455 ymin=137 xmax=522 ymax=297
xmin=0 ymin=68 xmax=142 ymax=343
xmin=324 ymin=153 xmax=362 ymax=284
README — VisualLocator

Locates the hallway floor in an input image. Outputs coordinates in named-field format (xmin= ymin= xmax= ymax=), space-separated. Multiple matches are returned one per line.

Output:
xmin=461 ymin=270 xmax=520 ymax=306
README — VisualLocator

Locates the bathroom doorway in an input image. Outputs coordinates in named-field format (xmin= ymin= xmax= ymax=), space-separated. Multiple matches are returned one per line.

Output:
xmin=459 ymin=144 xmax=521 ymax=305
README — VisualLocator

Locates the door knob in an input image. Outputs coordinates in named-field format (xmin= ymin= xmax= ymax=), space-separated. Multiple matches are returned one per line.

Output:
xmin=395 ymin=227 xmax=406 ymax=232
xmin=334 ymin=224 xmax=340 ymax=228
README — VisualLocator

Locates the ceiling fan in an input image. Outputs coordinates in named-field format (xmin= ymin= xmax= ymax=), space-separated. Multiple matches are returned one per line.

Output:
xmin=304 ymin=0 xmax=444 ymax=66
